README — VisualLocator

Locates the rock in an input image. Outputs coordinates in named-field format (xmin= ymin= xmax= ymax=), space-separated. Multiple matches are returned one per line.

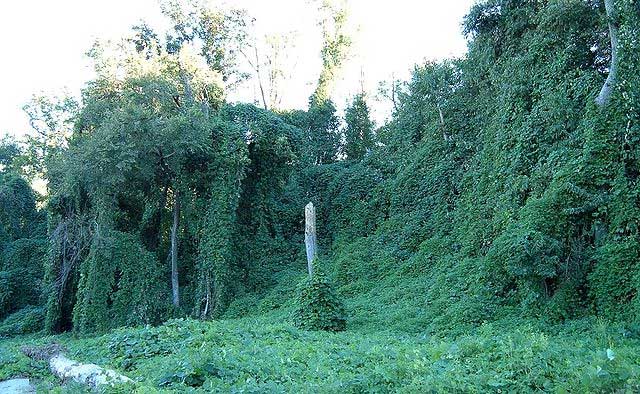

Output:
xmin=0 ymin=378 xmax=35 ymax=393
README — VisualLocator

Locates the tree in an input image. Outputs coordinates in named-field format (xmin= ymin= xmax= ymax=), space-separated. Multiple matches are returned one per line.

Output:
xmin=22 ymin=94 xmax=78 ymax=183
xmin=43 ymin=8 xmax=241 ymax=330
xmin=240 ymin=31 xmax=298 ymax=111
xmin=0 ymin=137 xmax=22 ymax=174
xmin=310 ymin=0 xmax=351 ymax=105
xmin=0 ymin=141 xmax=46 ymax=321
xmin=263 ymin=34 xmax=297 ymax=109
xmin=376 ymin=73 xmax=400 ymax=114
xmin=343 ymin=93 xmax=374 ymax=161
xmin=305 ymin=100 xmax=341 ymax=165
xmin=160 ymin=0 xmax=250 ymax=89
xmin=292 ymin=0 xmax=352 ymax=166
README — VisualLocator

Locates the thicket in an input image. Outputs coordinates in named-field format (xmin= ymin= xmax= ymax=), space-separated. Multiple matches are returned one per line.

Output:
xmin=0 ymin=0 xmax=639 ymax=340
xmin=293 ymin=271 xmax=346 ymax=332
xmin=0 ymin=143 xmax=46 ymax=326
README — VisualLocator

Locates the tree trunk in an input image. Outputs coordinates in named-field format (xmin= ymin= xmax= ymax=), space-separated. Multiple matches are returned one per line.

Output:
xmin=391 ymin=73 xmax=398 ymax=112
xmin=254 ymin=44 xmax=269 ymax=110
xmin=21 ymin=344 xmax=132 ymax=389
xmin=437 ymin=102 xmax=451 ymax=141
xmin=305 ymin=202 xmax=318 ymax=277
xmin=437 ymin=103 xmax=445 ymax=127
xmin=595 ymin=0 xmax=619 ymax=107
xmin=202 ymin=271 xmax=211 ymax=318
xmin=171 ymin=190 xmax=180 ymax=308
xmin=49 ymin=354 xmax=132 ymax=388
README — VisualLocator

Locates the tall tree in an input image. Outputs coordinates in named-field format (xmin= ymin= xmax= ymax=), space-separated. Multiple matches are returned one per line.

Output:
xmin=160 ymin=0 xmax=250 ymax=90
xmin=0 ymin=140 xmax=46 ymax=321
xmin=310 ymin=0 xmax=351 ymax=105
xmin=343 ymin=93 xmax=374 ymax=160
xmin=44 ymin=7 xmax=243 ymax=331
xmin=291 ymin=0 xmax=352 ymax=166
xmin=22 ymin=94 xmax=78 ymax=183
xmin=240 ymin=31 xmax=298 ymax=111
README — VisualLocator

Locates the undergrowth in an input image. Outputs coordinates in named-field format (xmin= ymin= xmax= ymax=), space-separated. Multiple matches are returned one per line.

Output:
xmin=2 ymin=317 xmax=640 ymax=393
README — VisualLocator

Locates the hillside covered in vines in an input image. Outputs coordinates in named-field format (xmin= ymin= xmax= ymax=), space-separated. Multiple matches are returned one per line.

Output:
xmin=1 ymin=0 xmax=639 ymax=365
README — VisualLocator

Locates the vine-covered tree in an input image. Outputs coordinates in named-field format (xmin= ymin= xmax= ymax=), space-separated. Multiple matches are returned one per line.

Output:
xmin=0 ymin=139 xmax=46 ymax=322
xmin=297 ymin=0 xmax=352 ymax=166
xmin=343 ymin=93 xmax=374 ymax=161
xmin=41 ymin=3 xmax=253 ymax=332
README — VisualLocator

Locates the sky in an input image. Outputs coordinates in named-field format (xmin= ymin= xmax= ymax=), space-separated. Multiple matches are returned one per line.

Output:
xmin=0 ymin=0 xmax=475 ymax=139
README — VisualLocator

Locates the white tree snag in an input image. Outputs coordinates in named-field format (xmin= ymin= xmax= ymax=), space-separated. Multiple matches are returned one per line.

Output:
xmin=254 ymin=43 xmax=269 ymax=110
xmin=595 ymin=0 xmax=619 ymax=107
xmin=305 ymin=202 xmax=318 ymax=277
xmin=171 ymin=190 xmax=181 ymax=308
xmin=49 ymin=354 xmax=133 ymax=388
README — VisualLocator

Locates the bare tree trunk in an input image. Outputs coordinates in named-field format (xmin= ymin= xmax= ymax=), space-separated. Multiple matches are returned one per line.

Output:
xmin=171 ymin=190 xmax=180 ymax=308
xmin=437 ymin=102 xmax=451 ymax=141
xmin=595 ymin=0 xmax=619 ymax=107
xmin=202 ymin=271 xmax=211 ymax=318
xmin=437 ymin=103 xmax=445 ymax=127
xmin=391 ymin=73 xmax=398 ymax=112
xmin=254 ymin=44 xmax=269 ymax=110
xmin=305 ymin=202 xmax=318 ymax=277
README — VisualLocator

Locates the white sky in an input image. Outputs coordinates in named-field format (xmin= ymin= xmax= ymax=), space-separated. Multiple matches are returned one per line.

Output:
xmin=0 ymin=0 xmax=474 ymax=139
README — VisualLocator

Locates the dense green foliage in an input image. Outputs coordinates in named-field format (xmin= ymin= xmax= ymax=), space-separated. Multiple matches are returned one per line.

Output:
xmin=3 ymin=318 xmax=640 ymax=392
xmin=343 ymin=93 xmax=375 ymax=160
xmin=0 ymin=143 xmax=46 ymax=322
xmin=0 ymin=306 xmax=44 ymax=337
xmin=1 ymin=0 xmax=640 ymax=390
xmin=293 ymin=271 xmax=346 ymax=332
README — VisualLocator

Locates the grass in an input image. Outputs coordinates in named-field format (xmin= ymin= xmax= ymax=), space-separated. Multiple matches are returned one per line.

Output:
xmin=2 ymin=316 xmax=640 ymax=393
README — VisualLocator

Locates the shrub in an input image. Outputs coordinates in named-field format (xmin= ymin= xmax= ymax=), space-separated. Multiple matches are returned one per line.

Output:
xmin=293 ymin=272 xmax=346 ymax=332
xmin=589 ymin=239 xmax=640 ymax=320
xmin=0 ymin=306 xmax=44 ymax=337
